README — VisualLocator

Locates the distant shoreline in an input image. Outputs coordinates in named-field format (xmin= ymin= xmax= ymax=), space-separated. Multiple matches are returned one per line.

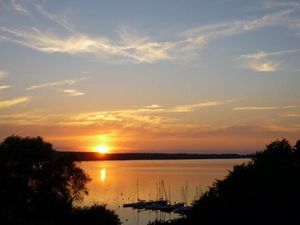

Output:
xmin=57 ymin=152 xmax=252 ymax=161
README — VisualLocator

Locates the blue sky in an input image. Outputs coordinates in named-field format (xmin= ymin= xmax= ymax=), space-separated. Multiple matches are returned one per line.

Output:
xmin=0 ymin=0 xmax=299 ymax=152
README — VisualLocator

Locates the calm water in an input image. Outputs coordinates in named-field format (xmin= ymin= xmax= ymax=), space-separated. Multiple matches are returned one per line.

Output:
xmin=79 ymin=159 xmax=249 ymax=225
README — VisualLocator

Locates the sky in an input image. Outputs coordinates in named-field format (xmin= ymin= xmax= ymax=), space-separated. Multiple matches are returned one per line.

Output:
xmin=0 ymin=0 xmax=299 ymax=153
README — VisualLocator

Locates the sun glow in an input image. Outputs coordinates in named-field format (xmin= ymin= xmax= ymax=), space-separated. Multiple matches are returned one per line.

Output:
xmin=90 ymin=134 xmax=115 ymax=154
xmin=96 ymin=145 xmax=109 ymax=154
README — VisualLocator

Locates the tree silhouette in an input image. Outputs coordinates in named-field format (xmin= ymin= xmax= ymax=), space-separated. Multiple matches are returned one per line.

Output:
xmin=150 ymin=139 xmax=300 ymax=225
xmin=70 ymin=204 xmax=121 ymax=225
xmin=0 ymin=135 xmax=91 ymax=224
xmin=186 ymin=139 xmax=300 ymax=225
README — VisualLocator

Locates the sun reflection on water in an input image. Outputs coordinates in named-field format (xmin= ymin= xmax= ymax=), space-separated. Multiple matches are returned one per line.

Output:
xmin=100 ymin=168 xmax=106 ymax=182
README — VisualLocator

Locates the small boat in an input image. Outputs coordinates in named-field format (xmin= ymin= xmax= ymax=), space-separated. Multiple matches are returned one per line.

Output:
xmin=173 ymin=205 xmax=191 ymax=215
xmin=143 ymin=199 xmax=168 ymax=210
xmin=123 ymin=179 xmax=191 ymax=213
xmin=123 ymin=180 xmax=147 ymax=208
xmin=159 ymin=203 xmax=185 ymax=213
xmin=123 ymin=200 xmax=146 ymax=208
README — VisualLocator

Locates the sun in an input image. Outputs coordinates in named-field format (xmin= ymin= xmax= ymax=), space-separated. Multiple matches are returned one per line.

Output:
xmin=96 ymin=145 xmax=109 ymax=154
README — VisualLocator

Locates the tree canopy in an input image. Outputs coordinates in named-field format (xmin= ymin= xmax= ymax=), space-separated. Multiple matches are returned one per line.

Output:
xmin=0 ymin=135 xmax=92 ymax=224
xmin=186 ymin=139 xmax=300 ymax=225
xmin=150 ymin=139 xmax=300 ymax=225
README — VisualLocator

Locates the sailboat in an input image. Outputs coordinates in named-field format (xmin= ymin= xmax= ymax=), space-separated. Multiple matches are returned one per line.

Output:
xmin=123 ymin=179 xmax=191 ymax=213
xmin=123 ymin=179 xmax=168 ymax=209
xmin=142 ymin=180 xmax=168 ymax=210
xmin=123 ymin=179 xmax=147 ymax=208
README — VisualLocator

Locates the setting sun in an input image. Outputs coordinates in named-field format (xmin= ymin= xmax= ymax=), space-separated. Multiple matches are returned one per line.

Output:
xmin=96 ymin=145 xmax=109 ymax=154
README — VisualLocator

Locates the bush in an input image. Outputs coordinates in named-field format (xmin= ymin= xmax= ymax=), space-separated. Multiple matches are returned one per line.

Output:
xmin=70 ymin=204 xmax=120 ymax=225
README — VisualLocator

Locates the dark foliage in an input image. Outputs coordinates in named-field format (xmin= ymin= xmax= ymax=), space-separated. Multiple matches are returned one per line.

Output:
xmin=186 ymin=139 xmax=300 ymax=225
xmin=151 ymin=139 xmax=300 ymax=225
xmin=149 ymin=218 xmax=186 ymax=225
xmin=70 ymin=204 xmax=120 ymax=225
xmin=0 ymin=135 xmax=120 ymax=225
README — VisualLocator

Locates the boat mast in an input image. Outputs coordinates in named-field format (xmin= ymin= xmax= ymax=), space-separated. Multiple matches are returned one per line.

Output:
xmin=137 ymin=179 xmax=139 ymax=201
xmin=168 ymin=185 xmax=171 ymax=203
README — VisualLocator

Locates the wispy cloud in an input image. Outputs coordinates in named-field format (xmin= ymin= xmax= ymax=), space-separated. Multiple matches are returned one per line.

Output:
xmin=169 ymin=100 xmax=235 ymax=113
xmin=263 ymin=1 xmax=300 ymax=10
xmin=1 ymin=100 xmax=299 ymax=152
xmin=234 ymin=106 xmax=280 ymax=111
xmin=27 ymin=77 xmax=86 ymax=90
xmin=233 ymin=105 xmax=298 ymax=111
xmin=10 ymin=0 xmax=30 ymax=16
xmin=0 ymin=96 xmax=30 ymax=109
xmin=239 ymin=48 xmax=300 ymax=72
xmin=0 ymin=85 xmax=11 ymax=90
xmin=281 ymin=112 xmax=300 ymax=117
xmin=0 ymin=26 xmax=174 ymax=63
xmin=181 ymin=6 xmax=299 ymax=41
xmin=247 ymin=61 xmax=279 ymax=72
xmin=34 ymin=4 xmax=76 ymax=34
xmin=241 ymin=48 xmax=300 ymax=60
xmin=1 ymin=2 xmax=299 ymax=64
xmin=68 ymin=99 xmax=234 ymax=126
xmin=63 ymin=89 xmax=85 ymax=97
xmin=0 ymin=70 xmax=9 ymax=80
xmin=0 ymin=111 xmax=67 ymax=126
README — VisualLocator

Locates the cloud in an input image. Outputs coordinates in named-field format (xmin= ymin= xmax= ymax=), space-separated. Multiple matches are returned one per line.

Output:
xmin=241 ymin=48 xmax=300 ymax=60
xmin=282 ymin=105 xmax=299 ymax=109
xmin=0 ymin=27 xmax=100 ymax=54
xmin=234 ymin=106 xmax=279 ymax=111
xmin=0 ymin=26 xmax=175 ymax=64
xmin=66 ymin=99 xmax=234 ymax=127
xmin=10 ymin=0 xmax=30 ymax=16
xmin=169 ymin=100 xmax=235 ymax=113
xmin=34 ymin=4 xmax=76 ymax=34
xmin=2 ymin=110 xmax=299 ymax=152
xmin=2 ymin=4 xmax=176 ymax=63
xmin=1 ymin=100 xmax=227 ymax=127
xmin=0 ymin=100 xmax=229 ymax=127
xmin=63 ymin=89 xmax=85 ymax=97
xmin=145 ymin=104 xmax=163 ymax=109
xmin=0 ymin=111 xmax=65 ymax=125
xmin=69 ymin=108 xmax=167 ymax=126
xmin=1 ymin=2 xmax=299 ymax=64
xmin=233 ymin=105 xmax=298 ymax=111
xmin=247 ymin=61 xmax=279 ymax=72
xmin=263 ymin=1 xmax=300 ymax=9
xmin=181 ymin=7 xmax=298 ymax=40
xmin=0 ymin=85 xmax=11 ymax=90
xmin=1 ymin=100 xmax=299 ymax=152
xmin=0 ymin=96 xmax=30 ymax=109
xmin=27 ymin=77 xmax=86 ymax=90
xmin=240 ymin=48 xmax=300 ymax=72
xmin=0 ymin=70 xmax=9 ymax=80
xmin=281 ymin=112 xmax=300 ymax=117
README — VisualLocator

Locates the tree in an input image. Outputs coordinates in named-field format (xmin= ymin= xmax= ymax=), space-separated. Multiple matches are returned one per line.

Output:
xmin=0 ymin=135 xmax=91 ymax=224
xmin=186 ymin=139 xmax=300 ymax=225
xmin=150 ymin=139 xmax=300 ymax=225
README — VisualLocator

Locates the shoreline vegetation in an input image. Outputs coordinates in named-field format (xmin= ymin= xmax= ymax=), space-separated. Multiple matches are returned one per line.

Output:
xmin=58 ymin=152 xmax=251 ymax=161
xmin=151 ymin=138 xmax=300 ymax=225
xmin=0 ymin=135 xmax=120 ymax=225
xmin=1 ymin=135 xmax=299 ymax=225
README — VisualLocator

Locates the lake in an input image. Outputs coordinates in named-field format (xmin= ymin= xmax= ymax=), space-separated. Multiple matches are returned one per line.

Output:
xmin=79 ymin=159 xmax=249 ymax=225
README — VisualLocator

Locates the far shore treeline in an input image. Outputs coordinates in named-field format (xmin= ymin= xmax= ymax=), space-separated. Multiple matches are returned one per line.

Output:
xmin=58 ymin=152 xmax=251 ymax=161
